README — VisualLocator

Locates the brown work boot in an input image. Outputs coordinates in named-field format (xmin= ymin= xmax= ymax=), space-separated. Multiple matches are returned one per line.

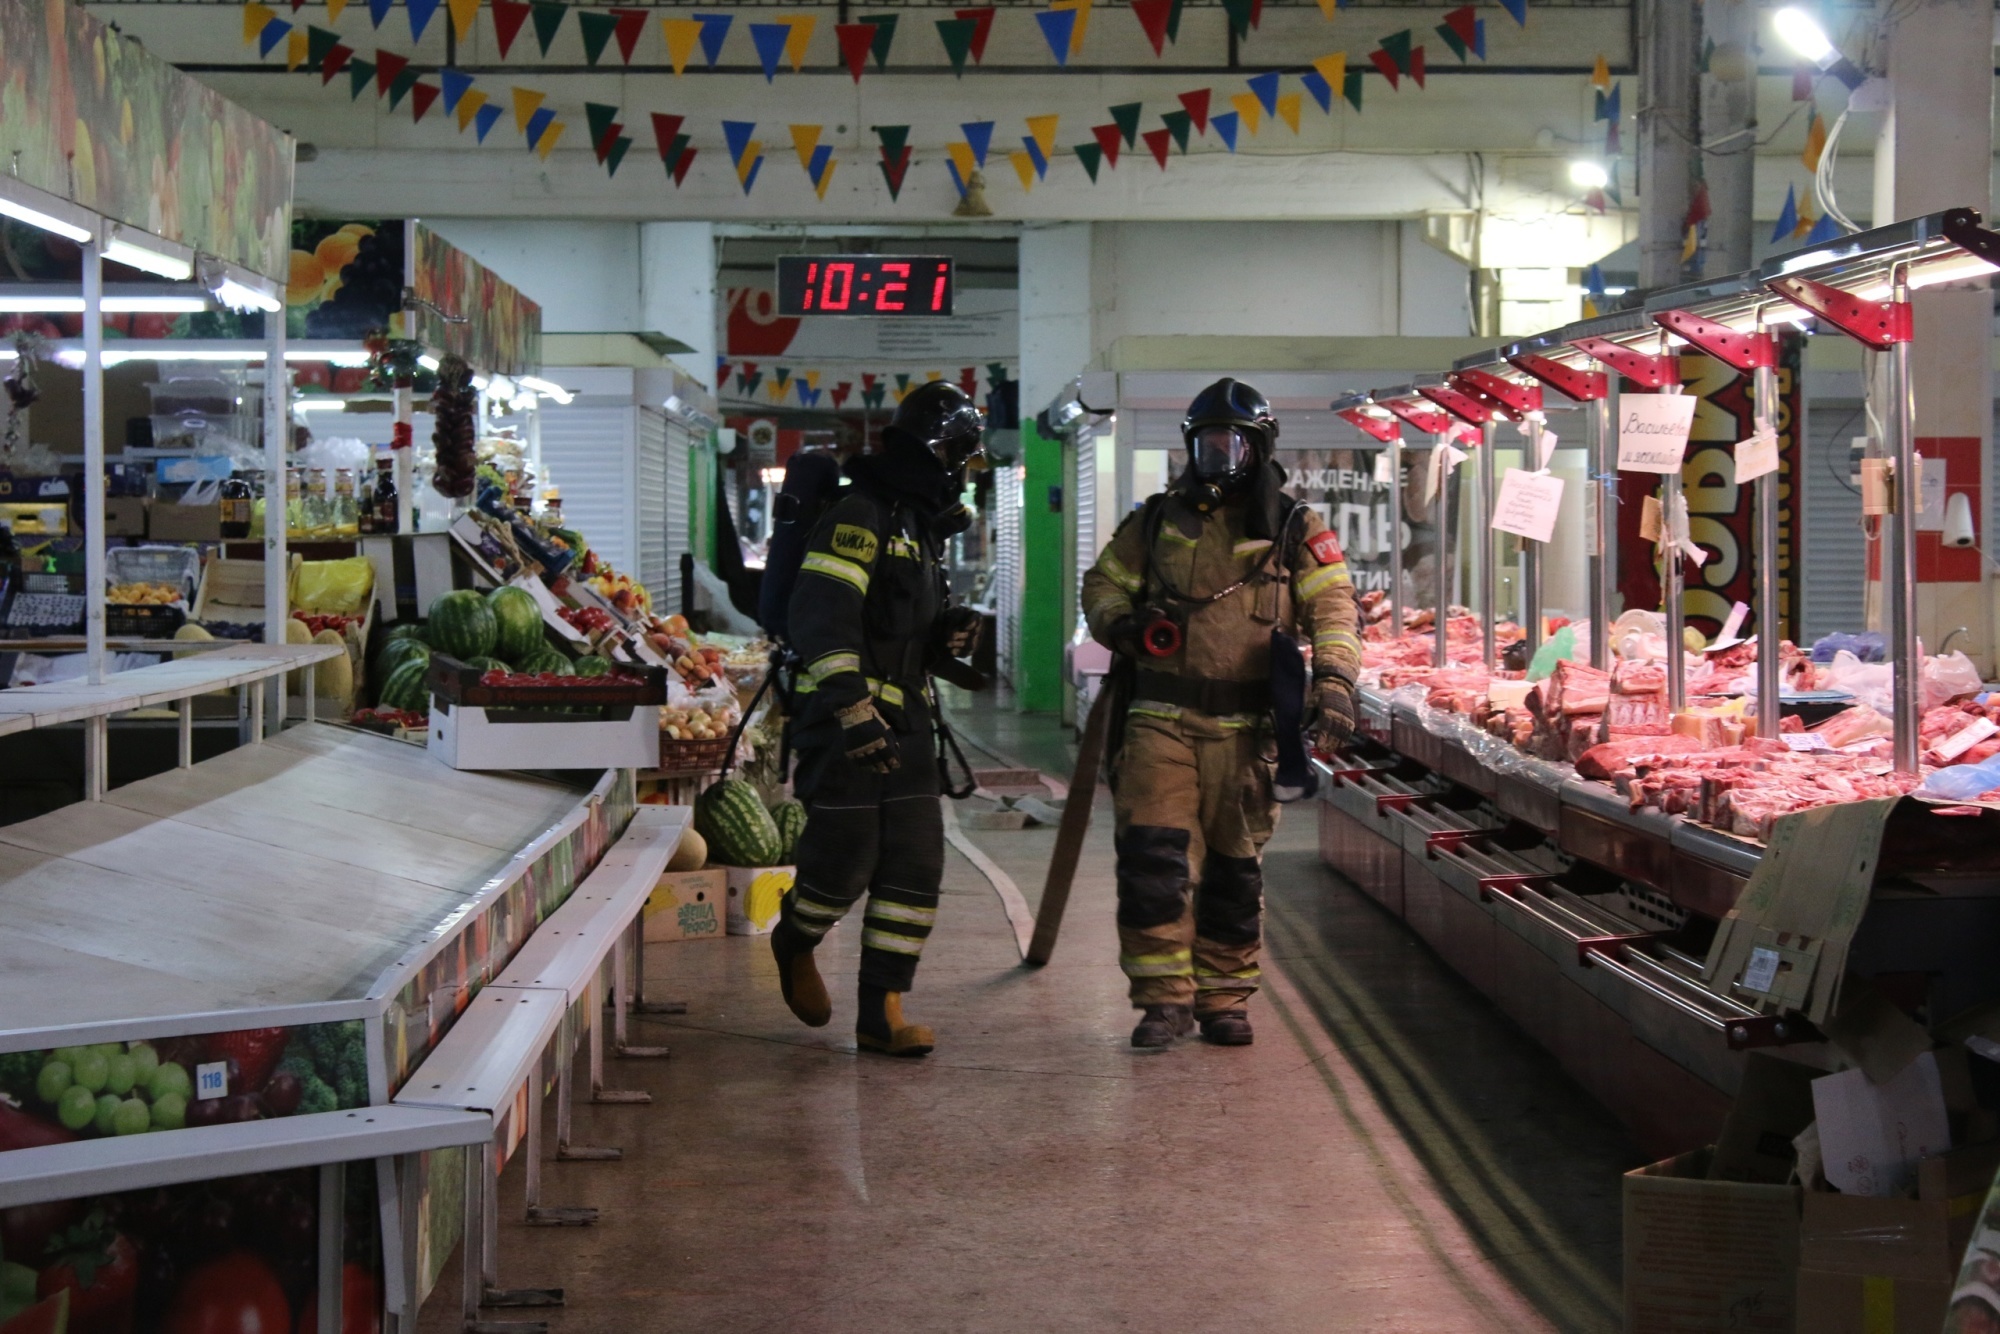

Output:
xmin=770 ymin=920 xmax=831 ymax=1028
xmin=856 ymin=984 xmax=934 ymax=1057
xmin=1131 ymin=1003 xmax=1195 ymax=1049
xmin=1197 ymin=1009 xmax=1254 ymax=1046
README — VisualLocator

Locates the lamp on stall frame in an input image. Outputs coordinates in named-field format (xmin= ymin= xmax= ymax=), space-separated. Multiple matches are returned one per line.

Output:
xmin=953 ymin=169 xmax=994 ymax=219
xmin=0 ymin=177 xmax=94 ymax=244
xmin=1568 ymin=160 xmax=1611 ymax=190
xmin=101 ymin=228 xmax=194 ymax=282
xmin=195 ymin=256 xmax=282 ymax=313
xmin=1772 ymin=6 xmax=1867 ymax=90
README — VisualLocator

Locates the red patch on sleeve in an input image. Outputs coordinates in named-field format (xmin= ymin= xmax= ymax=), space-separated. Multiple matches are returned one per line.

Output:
xmin=1308 ymin=530 xmax=1344 ymax=565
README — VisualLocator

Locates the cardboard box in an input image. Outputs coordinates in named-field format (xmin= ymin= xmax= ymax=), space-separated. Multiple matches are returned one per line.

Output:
xmin=102 ymin=496 xmax=146 ymax=537
xmin=644 ymin=869 xmax=726 ymax=942
xmin=1625 ymin=1148 xmax=1802 ymax=1333
xmin=192 ymin=555 xmax=301 ymax=625
xmin=426 ymin=701 xmax=661 ymax=771
xmin=146 ymin=498 xmax=223 ymax=542
xmin=1794 ymin=1138 xmax=2000 ymax=1334
xmin=721 ymin=864 xmax=795 ymax=935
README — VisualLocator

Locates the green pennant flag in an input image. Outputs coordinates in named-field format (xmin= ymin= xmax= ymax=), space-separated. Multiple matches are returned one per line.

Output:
xmin=1343 ymin=70 xmax=1364 ymax=111
xmin=530 ymin=1 xmax=567 ymax=55
xmin=1436 ymin=21 xmax=1468 ymax=61
xmin=387 ymin=67 xmax=419 ymax=110
xmin=577 ymin=8 xmax=617 ymax=64
xmin=1160 ymin=108 xmax=1191 ymax=152
xmin=895 ymin=373 xmax=911 ymax=392
xmin=774 ymin=367 xmax=791 ymax=388
xmin=873 ymin=124 xmax=910 ymax=156
xmin=306 ymin=24 xmax=341 ymax=67
xmin=1109 ymin=102 xmax=1142 ymax=147
xmin=1075 ymin=141 xmax=1103 ymax=182
xmin=935 ymin=17 xmax=977 ymax=74
xmin=586 ymin=101 xmax=620 ymax=147
xmin=1379 ymin=28 xmax=1414 ymax=74
xmin=1166 ymin=0 xmax=1184 ymax=42
xmin=858 ymin=12 xmax=899 ymax=67
xmin=348 ymin=58 xmax=377 ymax=99
xmin=1220 ymin=0 xmax=1253 ymax=38
xmin=605 ymin=136 xmax=632 ymax=176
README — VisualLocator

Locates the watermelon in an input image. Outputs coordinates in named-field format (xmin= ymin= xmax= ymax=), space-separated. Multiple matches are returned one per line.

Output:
xmin=378 ymin=659 xmax=430 ymax=713
xmin=385 ymin=622 xmax=429 ymax=647
xmin=696 ymin=778 xmax=783 ymax=866
xmin=0 ymin=1290 xmax=68 ymax=1334
xmin=427 ymin=590 xmax=498 ymax=660
xmin=517 ymin=648 xmax=573 ymax=675
xmin=488 ymin=586 xmax=545 ymax=662
xmin=572 ymin=655 xmax=614 ymax=677
xmin=771 ymin=799 xmax=807 ymax=863
xmin=374 ymin=637 xmax=431 ymax=678
xmin=468 ymin=656 xmax=511 ymax=675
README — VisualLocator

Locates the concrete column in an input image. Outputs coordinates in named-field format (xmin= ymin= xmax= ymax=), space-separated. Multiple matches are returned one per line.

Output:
xmin=1698 ymin=0 xmax=1755 ymax=276
xmin=640 ymin=222 xmax=718 ymax=391
xmin=1018 ymin=223 xmax=1096 ymax=421
xmin=1871 ymin=0 xmax=1995 ymax=666
xmin=1637 ymin=0 xmax=1696 ymax=289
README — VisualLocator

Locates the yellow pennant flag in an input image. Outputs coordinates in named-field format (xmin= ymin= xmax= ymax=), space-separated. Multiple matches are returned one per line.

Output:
xmin=242 ymin=3 xmax=277 ymax=46
xmin=791 ymin=124 xmax=822 ymax=170
xmin=662 ymin=18 xmax=703 ymax=74
xmin=1230 ymin=92 xmax=1263 ymax=135
xmin=1794 ymin=204 xmax=1815 ymax=239
xmin=456 ymin=88 xmax=490 ymax=132
xmin=1802 ymin=110 xmax=1827 ymax=172
xmin=784 ymin=14 xmax=816 ymax=70
xmin=447 ymin=0 xmax=480 ymax=42
xmin=947 ymin=141 xmax=978 ymax=180
xmin=737 ymin=145 xmax=764 ymax=186
xmin=326 ymin=0 xmax=348 ymax=21
xmin=769 ymin=378 xmax=788 ymax=402
xmin=1315 ymin=0 xmax=1337 ymax=18
xmin=1275 ymin=92 xmax=1302 ymax=133
xmin=804 ymin=371 xmax=821 ymax=390
xmin=1590 ymin=54 xmax=1611 ymax=90
xmin=513 ymin=87 xmax=546 ymax=134
xmin=1009 ymin=148 xmax=1037 ymax=191
xmin=926 ymin=371 xmax=943 ymax=382
xmin=1025 ymin=114 xmax=1059 ymax=158
xmin=1681 ymin=223 xmax=1698 ymax=263
xmin=815 ymin=161 xmax=834 ymax=199
xmin=1049 ymin=0 xmax=1091 ymax=53
xmin=1581 ymin=296 xmax=1600 ymax=319
xmin=286 ymin=30 xmax=308 ymax=69
xmin=1312 ymin=52 xmax=1346 ymax=91
xmin=538 ymin=122 xmax=565 ymax=160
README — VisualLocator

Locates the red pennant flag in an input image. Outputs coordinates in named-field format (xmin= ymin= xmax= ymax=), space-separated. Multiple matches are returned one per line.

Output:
xmin=650 ymin=113 xmax=685 ymax=159
xmin=1584 ymin=188 xmax=1607 ymax=214
xmin=836 ymin=23 xmax=876 ymax=81
xmin=1091 ymin=124 xmax=1123 ymax=168
xmin=959 ymin=367 xmax=978 ymax=395
xmin=1142 ymin=127 xmax=1171 ymax=169
xmin=1250 ymin=0 xmax=1263 ymax=25
xmin=1410 ymin=46 xmax=1426 ymax=88
xmin=881 ymin=145 xmax=913 ymax=196
xmin=321 ymin=44 xmax=353 ymax=82
xmin=1369 ymin=48 xmax=1400 ymax=89
xmin=1178 ymin=89 xmax=1210 ymax=133
xmin=374 ymin=49 xmax=409 ymax=94
xmin=954 ymin=7 xmax=996 ymax=61
xmin=491 ymin=0 xmax=530 ymax=57
xmin=596 ymin=122 xmax=623 ymax=162
xmin=1131 ymin=0 xmax=1171 ymax=55
xmin=610 ymin=8 xmax=648 ymax=61
xmin=410 ymin=81 xmax=440 ymax=121
xmin=832 ymin=382 xmax=853 ymax=408
xmin=671 ymin=146 xmax=697 ymax=185
xmin=1442 ymin=6 xmax=1478 ymax=47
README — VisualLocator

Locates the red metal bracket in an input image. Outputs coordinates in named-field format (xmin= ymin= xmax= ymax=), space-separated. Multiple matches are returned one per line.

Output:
xmin=1451 ymin=369 xmax=1542 ymax=421
xmin=1425 ymin=828 xmax=1493 ymax=857
xmin=1651 ymin=310 xmax=1778 ymax=372
xmin=1576 ymin=932 xmax=1662 ymax=968
xmin=1569 ymin=336 xmax=1681 ymax=388
xmin=1763 ymin=275 xmax=1912 ymax=350
xmin=1415 ymin=383 xmax=1494 ymax=427
xmin=1507 ymin=353 xmax=1608 ymax=403
xmin=1476 ymin=872 xmax=1558 ymax=902
xmin=1334 ymin=407 xmax=1402 ymax=444
xmin=1380 ymin=398 xmax=1456 ymax=435
xmin=1325 ymin=766 xmax=1381 ymax=786
xmin=1374 ymin=792 xmax=1429 ymax=816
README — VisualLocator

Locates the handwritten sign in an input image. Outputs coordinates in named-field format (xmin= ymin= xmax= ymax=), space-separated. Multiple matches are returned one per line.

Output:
xmin=1735 ymin=417 xmax=1779 ymax=483
xmin=1491 ymin=469 xmax=1565 ymax=544
xmin=1617 ymin=393 xmax=1698 ymax=474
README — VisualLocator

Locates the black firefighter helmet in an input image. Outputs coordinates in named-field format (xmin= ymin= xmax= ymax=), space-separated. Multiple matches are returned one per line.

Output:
xmin=885 ymin=380 xmax=986 ymax=475
xmin=1180 ymin=377 xmax=1278 ymax=509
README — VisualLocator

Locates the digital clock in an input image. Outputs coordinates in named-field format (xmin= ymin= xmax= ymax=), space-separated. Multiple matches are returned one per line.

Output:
xmin=775 ymin=256 xmax=955 ymax=317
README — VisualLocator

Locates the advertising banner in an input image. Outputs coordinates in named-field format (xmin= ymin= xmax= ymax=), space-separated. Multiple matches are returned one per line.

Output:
xmin=412 ymin=223 xmax=543 ymax=377
xmin=1283 ymin=448 xmax=1446 ymax=602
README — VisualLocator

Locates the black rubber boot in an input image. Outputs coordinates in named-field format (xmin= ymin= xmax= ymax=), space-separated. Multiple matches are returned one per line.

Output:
xmin=1198 ymin=1009 xmax=1254 ymax=1046
xmin=770 ymin=919 xmax=831 ymax=1028
xmin=856 ymin=983 xmax=934 ymax=1057
xmin=1131 ymin=1004 xmax=1195 ymax=1049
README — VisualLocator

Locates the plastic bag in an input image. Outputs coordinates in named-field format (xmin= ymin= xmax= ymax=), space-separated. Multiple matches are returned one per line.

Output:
xmin=294 ymin=557 xmax=376 ymax=614
xmin=1822 ymin=650 xmax=1893 ymax=713
xmin=1811 ymin=631 xmax=1886 ymax=663
xmin=179 ymin=477 xmax=221 ymax=506
xmin=1916 ymin=752 xmax=2000 ymax=800
xmin=1527 ymin=625 xmax=1580 ymax=682
xmin=1922 ymin=651 xmax=1983 ymax=709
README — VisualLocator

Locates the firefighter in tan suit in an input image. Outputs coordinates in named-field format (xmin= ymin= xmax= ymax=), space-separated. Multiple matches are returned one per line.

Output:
xmin=1081 ymin=379 xmax=1362 ymax=1049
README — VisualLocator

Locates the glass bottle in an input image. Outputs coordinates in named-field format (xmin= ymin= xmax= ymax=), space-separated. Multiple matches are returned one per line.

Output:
xmin=373 ymin=457 xmax=400 ymax=535
xmin=334 ymin=468 xmax=358 ymax=538
xmin=219 ymin=471 xmax=253 ymax=540
xmin=285 ymin=468 xmax=305 ymax=539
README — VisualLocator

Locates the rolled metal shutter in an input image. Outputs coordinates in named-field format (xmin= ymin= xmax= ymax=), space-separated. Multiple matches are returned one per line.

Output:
xmin=1800 ymin=397 xmax=1868 ymax=642
xmin=538 ymin=406 xmax=637 ymax=580
xmin=993 ymin=463 xmax=1024 ymax=687
xmin=635 ymin=407 xmax=670 ymax=610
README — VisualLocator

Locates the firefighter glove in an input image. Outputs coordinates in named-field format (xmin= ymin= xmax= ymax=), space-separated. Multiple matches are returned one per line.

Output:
xmin=1307 ymin=677 xmax=1357 ymax=751
xmin=938 ymin=605 xmax=985 ymax=660
xmin=837 ymin=697 xmax=901 ymax=773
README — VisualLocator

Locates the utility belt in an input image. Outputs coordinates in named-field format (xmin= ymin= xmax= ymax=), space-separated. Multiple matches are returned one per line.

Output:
xmin=865 ymin=636 xmax=929 ymax=684
xmin=1134 ymin=669 xmax=1271 ymax=716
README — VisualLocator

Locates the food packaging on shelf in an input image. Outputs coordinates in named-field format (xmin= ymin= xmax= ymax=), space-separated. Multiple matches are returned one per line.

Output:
xmin=644 ymin=869 xmax=727 ymax=942
xmin=721 ymin=864 xmax=795 ymax=935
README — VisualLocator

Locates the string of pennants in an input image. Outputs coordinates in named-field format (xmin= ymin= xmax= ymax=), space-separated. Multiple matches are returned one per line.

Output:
xmin=714 ymin=362 xmax=1014 ymax=408
xmin=239 ymin=0 xmax=1529 ymax=194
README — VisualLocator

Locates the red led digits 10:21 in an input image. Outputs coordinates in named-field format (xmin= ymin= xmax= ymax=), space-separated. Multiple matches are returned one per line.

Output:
xmin=775 ymin=257 xmax=955 ymax=317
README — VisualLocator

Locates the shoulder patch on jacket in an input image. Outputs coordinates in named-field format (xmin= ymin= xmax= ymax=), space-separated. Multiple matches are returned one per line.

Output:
xmin=831 ymin=524 xmax=879 ymax=564
xmin=1307 ymin=530 xmax=1344 ymax=566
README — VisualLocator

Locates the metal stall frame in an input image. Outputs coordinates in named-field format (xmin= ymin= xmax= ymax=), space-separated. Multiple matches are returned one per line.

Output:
xmin=1329 ymin=395 xmax=1407 ymax=638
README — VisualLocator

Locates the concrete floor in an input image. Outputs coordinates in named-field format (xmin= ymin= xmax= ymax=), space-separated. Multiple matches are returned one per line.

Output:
xmin=425 ymin=701 xmax=1638 ymax=1333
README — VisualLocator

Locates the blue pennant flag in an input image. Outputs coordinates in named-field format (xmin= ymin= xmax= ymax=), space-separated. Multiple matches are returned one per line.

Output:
xmin=473 ymin=102 xmax=503 ymax=142
xmin=1212 ymin=111 xmax=1240 ymax=151
xmin=440 ymin=68 xmax=475 ymax=114
xmin=807 ymin=143 xmax=832 ymax=182
xmin=1583 ymin=263 xmax=1606 ymax=298
xmin=1034 ymin=8 xmax=1076 ymax=65
xmin=1805 ymin=213 xmax=1841 ymax=245
xmin=1245 ymin=71 xmax=1279 ymax=116
xmin=524 ymin=106 xmax=555 ymax=148
xmin=257 ymin=19 xmax=292 ymax=56
xmin=1300 ymin=70 xmax=1332 ymax=113
xmin=1497 ymin=0 xmax=1526 ymax=24
xmin=741 ymin=155 xmax=764 ymax=195
xmin=1604 ymin=82 xmax=1621 ymax=122
xmin=946 ymin=159 xmax=969 ymax=198
xmin=1771 ymin=184 xmax=1799 ymax=244
xmin=962 ymin=121 xmax=994 ymax=166
xmin=749 ymin=22 xmax=789 ymax=81
xmin=406 ymin=0 xmax=442 ymax=42
xmin=723 ymin=119 xmax=757 ymax=164
xmin=694 ymin=12 xmax=734 ymax=66
xmin=367 ymin=0 xmax=393 ymax=27
xmin=1022 ymin=136 xmax=1048 ymax=178
xmin=1472 ymin=17 xmax=1486 ymax=57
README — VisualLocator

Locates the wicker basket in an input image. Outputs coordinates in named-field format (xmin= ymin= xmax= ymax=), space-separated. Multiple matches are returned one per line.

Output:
xmin=654 ymin=735 xmax=733 ymax=777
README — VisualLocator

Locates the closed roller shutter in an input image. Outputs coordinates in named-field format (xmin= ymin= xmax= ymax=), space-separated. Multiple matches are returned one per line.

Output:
xmin=539 ymin=406 xmax=636 ymax=579
xmin=993 ymin=463 xmax=1024 ymax=688
xmin=1800 ymin=397 xmax=1868 ymax=641
xmin=663 ymin=418 xmax=695 ymax=615
xmin=635 ymin=407 xmax=669 ymax=610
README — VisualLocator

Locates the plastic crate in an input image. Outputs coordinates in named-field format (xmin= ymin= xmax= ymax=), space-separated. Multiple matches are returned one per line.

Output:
xmin=107 ymin=545 xmax=202 ymax=599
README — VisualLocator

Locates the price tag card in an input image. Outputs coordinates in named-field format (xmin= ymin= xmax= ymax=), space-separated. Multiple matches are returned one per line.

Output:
xmin=1491 ymin=469 xmax=1565 ymax=544
xmin=1373 ymin=448 xmax=1395 ymax=485
xmin=1617 ymin=393 xmax=1698 ymax=474
xmin=1537 ymin=428 xmax=1559 ymax=470
xmin=1933 ymin=715 xmax=1998 ymax=761
xmin=1735 ymin=426 xmax=1780 ymax=483
xmin=1639 ymin=494 xmax=1664 ymax=543
xmin=196 ymin=1061 xmax=230 ymax=1099
xmin=1783 ymin=732 xmax=1830 ymax=752
xmin=1709 ymin=601 xmax=1751 ymax=650
xmin=1742 ymin=945 xmax=1783 ymax=994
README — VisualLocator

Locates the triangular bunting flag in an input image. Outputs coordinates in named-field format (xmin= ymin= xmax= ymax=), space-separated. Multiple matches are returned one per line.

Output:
xmin=739 ymin=152 xmax=765 ymax=195
xmin=524 ymin=105 xmax=555 ymax=148
xmin=513 ymin=88 xmax=546 ymax=133
xmin=406 ymin=0 xmax=441 ymax=42
xmin=325 ymin=0 xmax=348 ymax=22
xmin=1312 ymin=52 xmax=1346 ymax=92
xmin=1022 ymin=137 xmax=1048 ymax=178
xmin=1275 ymin=92 xmax=1301 ymax=132
xmin=750 ymin=23 xmax=789 ymax=80
xmin=243 ymin=3 xmax=278 ymax=46
xmin=862 ymin=373 xmax=877 ymax=390
xmin=577 ymin=9 xmax=617 ymax=64
xmin=1026 ymin=114 xmax=1059 ymax=158
xmin=1091 ymin=123 xmax=1122 ymax=168
xmin=1160 ymin=108 xmax=1192 ymax=151
xmin=455 ymin=87 xmax=489 ymax=131
xmin=956 ymin=8 xmax=995 ymax=60
xmin=529 ymin=1 xmax=566 ymax=55
xmin=1167 ymin=0 xmax=1185 ymax=41
xmin=1604 ymin=83 xmax=1621 ymax=122
xmin=286 ymin=30 xmax=308 ymax=70
xmin=1802 ymin=107 xmax=1826 ymax=171
xmin=348 ymin=58 xmax=376 ymax=99
xmin=1178 ymin=88 xmax=1210 ymax=133
xmin=963 ymin=121 xmax=995 ymax=165
xmin=1436 ymin=19 xmax=1467 ymax=61
xmin=1050 ymin=0 xmax=1091 ymax=51
xmin=491 ymin=0 xmax=530 ymax=56
xmin=587 ymin=102 xmax=620 ymax=150
xmin=1109 ymin=102 xmax=1141 ymax=146
xmin=1212 ymin=110 xmax=1239 ymax=149
xmin=1142 ymin=128 xmax=1171 ymax=169
xmin=1301 ymin=71 xmax=1332 ymax=112
xmin=947 ymin=159 xmax=968 ymax=197
xmin=258 ymin=19 xmax=292 ymax=58
xmin=811 ymin=152 xmax=835 ymax=200
xmin=1591 ymin=53 xmax=1611 ymax=90
xmin=936 ymin=17 xmax=977 ymax=74
xmin=440 ymin=69 xmax=474 ymax=113
xmin=366 ymin=0 xmax=392 ymax=27
xmin=1805 ymin=212 xmax=1840 ymax=244
xmin=1369 ymin=48 xmax=1400 ymax=90
xmin=671 ymin=144 xmax=697 ymax=185
xmin=651 ymin=113 xmax=685 ymax=159
xmin=1220 ymin=0 xmax=1254 ymax=39
xmin=321 ymin=44 xmax=354 ymax=83
xmin=1245 ymin=71 xmax=1279 ymax=115
xmin=374 ymin=49 xmax=409 ymax=95
xmin=1034 ymin=8 xmax=1076 ymax=65
xmin=384 ymin=68 xmax=417 ymax=113
xmin=694 ymin=12 xmax=733 ymax=65
xmin=791 ymin=124 xmax=822 ymax=170
xmin=874 ymin=124 xmax=910 ymax=156
xmin=783 ymin=15 xmax=815 ymax=70
xmin=410 ymin=82 xmax=440 ymax=122
xmin=662 ymin=18 xmax=702 ymax=73
xmin=1132 ymin=0 xmax=1171 ymax=56
xmin=1410 ymin=45 xmax=1426 ymax=88
xmin=610 ymin=7 xmax=648 ymax=61
xmin=858 ymin=13 xmax=898 ymax=66
xmin=604 ymin=134 xmax=632 ymax=177
xmin=447 ymin=0 xmax=479 ymax=41
xmin=723 ymin=120 xmax=757 ymax=165
xmin=1473 ymin=18 xmax=1486 ymax=57
xmin=947 ymin=142 xmax=977 ymax=183
xmin=1771 ymin=183 xmax=1799 ymax=244
xmin=773 ymin=367 xmax=791 ymax=389
xmin=880 ymin=145 xmax=912 ymax=198
xmin=473 ymin=101 xmax=503 ymax=141
xmin=1009 ymin=150 xmax=1037 ymax=191
xmin=1497 ymin=0 xmax=1525 ymax=24
xmin=538 ymin=122 xmax=564 ymax=160
xmin=1379 ymin=29 xmax=1413 ymax=74
xmin=836 ymin=23 xmax=876 ymax=80
xmin=1343 ymin=70 xmax=1364 ymax=110
xmin=1440 ymin=6 xmax=1478 ymax=55
xmin=1228 ymin=93 xmax=1262 ymax=134
xmin=832 ymin=383 xmax=852 ymax=408
xmin=306 ymin=25 xmax=341 ymax=68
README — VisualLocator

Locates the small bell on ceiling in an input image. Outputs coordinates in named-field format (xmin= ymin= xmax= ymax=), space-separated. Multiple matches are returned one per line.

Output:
xmin=953 ymin=169 xmax=993 ymax=218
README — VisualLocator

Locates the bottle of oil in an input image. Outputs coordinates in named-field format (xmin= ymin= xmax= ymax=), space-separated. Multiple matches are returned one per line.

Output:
xmin=219 ymin=471 xmax=253 ymax=540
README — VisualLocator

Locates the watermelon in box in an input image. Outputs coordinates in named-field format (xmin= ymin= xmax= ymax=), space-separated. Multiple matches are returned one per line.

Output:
xmin=488 ymin=585 xmax=545 ymax=662
xmin=427 ymin=590 xmax=497 ymax=661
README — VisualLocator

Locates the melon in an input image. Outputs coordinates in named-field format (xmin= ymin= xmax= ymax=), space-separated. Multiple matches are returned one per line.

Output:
xmin=311 ymin=629 xmax=355 ymax=708
xmin=427 ymin=590 xmax=498 ymax=661
xmin=284 ymin=617 xmax=314 ymax=645
xmin=488 ymin=586 xmax=545 ymax=662
xmin=695 ymin=778 xmax=783 ymax=867
xmin=467 ymin=656 xmax=511 ymax=675
xmin=666 ymin=827 xmax=707 ymax=872
xmin=771 ymin=799 xmax=807 ymax=863
xmin=517 ymin=648 xmax=573 ymax=676
xmin=378 ymin=659 xmax=430 ymax=713
xmin=572 ymin=655 xmax=614 ymax=677
xmin=384 ymin=621 xmax=429 ymax=647
xmin=374 ymin=636 xmax=431 ymax=679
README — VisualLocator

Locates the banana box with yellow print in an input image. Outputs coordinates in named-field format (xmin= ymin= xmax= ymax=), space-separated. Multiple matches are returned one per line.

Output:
xmin=722 ymin=863 xmax=798 ymax=935
xmin=644 ymin=868 xmax=726 ymax=942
